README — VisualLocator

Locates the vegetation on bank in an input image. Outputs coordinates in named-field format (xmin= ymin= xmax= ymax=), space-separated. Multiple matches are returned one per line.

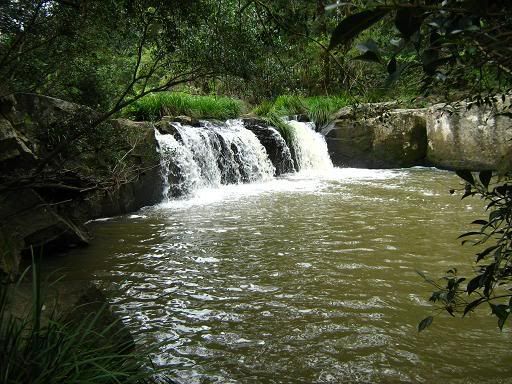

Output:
xmin=252 ymin=95 xmax=351 ymax=129
xmin=124 ymin=92 xmax=245 ymax=121
xmin=0 ymin=261 xmax=158 ymax=384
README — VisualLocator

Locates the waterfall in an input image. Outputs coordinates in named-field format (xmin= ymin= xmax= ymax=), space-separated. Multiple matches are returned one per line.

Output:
xmin=155 ymin=117 xmax=334 ymax=201
xmin=156 ymin=120 xmax=275 ymax=199
xmin=287 ymin=120 xmax=333 ymax=171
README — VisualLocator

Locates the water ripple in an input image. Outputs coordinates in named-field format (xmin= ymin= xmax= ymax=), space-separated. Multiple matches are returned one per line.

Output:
xmin=55 ymin=168 xmax=512 ymax=383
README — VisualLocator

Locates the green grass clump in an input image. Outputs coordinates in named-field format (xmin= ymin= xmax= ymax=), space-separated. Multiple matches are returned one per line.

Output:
xmin=304 ymin=96 xmax=350 ymax=129
xmin=125 ymin=92 xmax=245 ymax=121
xmin=0 ymin=260 xmax=160 ymax=384
xmin=271 ymin=95 xmax=308 ymax=116
xmin=252 ymin=94 xmax=351 ymax=129
xmin=263 ymin=111 xmax=296 ymax=149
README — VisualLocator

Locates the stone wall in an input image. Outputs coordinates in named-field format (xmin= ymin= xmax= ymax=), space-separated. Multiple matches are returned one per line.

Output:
xmin=323 ymin=99 xmax=512 ymax=170
xmin=323 ymin=105 xmax=427 ymax=168
xmin=425 ymin=101 xmax=512 ymax=170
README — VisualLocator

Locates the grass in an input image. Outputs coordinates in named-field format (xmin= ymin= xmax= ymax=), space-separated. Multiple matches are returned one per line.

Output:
xmin=124 ymin=92 xmax=245 ymax=121
xmin=252 ymin=94 xmax=352 ymax=129
xmin=262 ymin=110 xmax=296 ymax=150
xmin=0 ymin=257 xmax=163 ymax=384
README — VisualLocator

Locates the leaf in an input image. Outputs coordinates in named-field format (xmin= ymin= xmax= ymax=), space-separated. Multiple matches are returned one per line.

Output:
xmin=387 ymin=57 xmax=397 ymax=74
xmin=455 ymin=170 xmax=475 ymax=185
xmin=489 ymin=210 xmax=503 ymax=223
xmin=418 ymin=316 xmax=433 ymax=332
xmin=356 ymin=39 xmax=380 ymax=54
xmin=354 ymin=40 xmax=381 ymax=62
xmin=328 ymin=8 xmax=390 ymax=50
xmin=463 ymin=298 xmax=484 ymax=316
xmin=384 ymin=61 xmax=410 ymax=87
xmin=395 ymin=8 xmax=423 ymax=39
xmin=476 ymin=245 xmax=500 ymax=262
xmin=490 ymin=303 xmax=509 ymax=331
xmin=479 ymin=170 xmax=492 ymax=189
xmin=457 ymin=231 xmax=482 ymax=239
xmin=471 ymin=219 xmax=488 ymax=225
xmin=466 ymin=274 xmax=482 ymax=294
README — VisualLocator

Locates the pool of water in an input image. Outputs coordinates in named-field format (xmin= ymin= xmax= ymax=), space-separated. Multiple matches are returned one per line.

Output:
xmin=51 ymin=167 xmax=512 ymax=383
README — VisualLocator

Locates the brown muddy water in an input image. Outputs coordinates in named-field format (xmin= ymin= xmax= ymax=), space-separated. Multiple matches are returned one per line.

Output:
xmin=48 ymin=167 xmax=512 ymax=383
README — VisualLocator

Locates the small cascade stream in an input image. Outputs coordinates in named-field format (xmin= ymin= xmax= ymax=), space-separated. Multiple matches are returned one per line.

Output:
xmin=288 ymin=120 xmax=333 ymax=171
xmin=156 ymin=118 xmax=332 ymax=200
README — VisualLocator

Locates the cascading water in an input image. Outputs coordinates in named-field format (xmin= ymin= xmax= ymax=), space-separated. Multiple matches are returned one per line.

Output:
xmin=156 ymin=119 xmax=275 ymax=199
xmin=155 ymin=117 xmax=334 ymax=200
xmin=287 ymin=120 xmax=334 ymax=171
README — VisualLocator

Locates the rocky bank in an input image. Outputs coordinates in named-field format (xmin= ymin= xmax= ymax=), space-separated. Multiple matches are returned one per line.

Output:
xmin=323 ymin=98 xmax=512 ymax=170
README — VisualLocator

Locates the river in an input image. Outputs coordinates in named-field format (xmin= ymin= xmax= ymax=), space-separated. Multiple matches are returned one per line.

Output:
xmin=49 ymin=166 xmax=511 ymax=383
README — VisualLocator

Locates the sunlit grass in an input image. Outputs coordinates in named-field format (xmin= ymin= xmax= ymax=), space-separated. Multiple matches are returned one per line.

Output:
xmin=252 ymin=94 xmax=352 ymax=129
xmin=124 ymin=92 xmax=246 ymax=121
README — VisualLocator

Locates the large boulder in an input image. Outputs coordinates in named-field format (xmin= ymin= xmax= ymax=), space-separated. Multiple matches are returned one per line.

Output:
xmin=75 ymin=118 xmax=163 ymax=219
xmin=426 ymin=100 xmax=512 ymax=170
xmin=0 ymin=116 xmax=37 ymax=172
xmin=0 ymin=95 xmax=163 ymax=275
xmin=0 ymin=189 xmax=90 ymax=274
xmin=243 ymin=118 xmax=295 ymax=175
xmin=323 ymin=107 xmax=427 ymax=168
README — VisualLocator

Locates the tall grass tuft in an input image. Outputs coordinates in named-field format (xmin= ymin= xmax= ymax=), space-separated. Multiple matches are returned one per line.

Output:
xmin=0 ymin=257 xmax=163 ymax=384
xmin=124 ymin=92 xmax=245 ymax=121
xmin=252 ymin=94 xmax=351 ymax=129
xmin=270 ymin=95 xmax=307 ymax=116
xmin=263 ymin=111 xmax=296 ymax=150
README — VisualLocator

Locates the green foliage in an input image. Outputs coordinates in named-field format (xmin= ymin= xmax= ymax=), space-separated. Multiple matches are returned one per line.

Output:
xmin=305 ymin=96 xmax=351 ymax=128
xmin=419 ymin=169 xmax=512 ymax=331
xmin=253 ymin=94 xmax=351 ymax=129
xmin=123 ymin=92 xmax=245 ymax=121
xmin=328 ymin=1 xmax=512 ymax=97
xmin=0 ymin=260 xmax=159 ymax=383
xmin=262 ymin=111 xmax=296 ymax=150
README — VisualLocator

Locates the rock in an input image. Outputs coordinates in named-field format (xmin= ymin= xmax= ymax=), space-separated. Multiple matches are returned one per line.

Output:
xmin=426 ymin=100 xmax=512 ymax=170
xmin=0 ymin=189 xmax=90 ymax=275
xmin=0 ymin=95 xmax=163 ymax=274
xmin=75 ymin=119 xmax=163 ymax=219
xmin=156 ymin=120 xmax=185 ymax=143
xmin=0 ymin=93 xmax=96 ymax=143
xmin=326 ymin=101 xmax=402 ymax=125
xmin=161 ymin=115 xmax=201 ymax=127
xmin=243 ymin=118 xmax=295 ymax=175
xmin=64 ymin=283 xmax=135 ymax=353
xmin=324 ymin=108 xmax=427 ymax=168
xmin=0 ymin=116 xmax=37 ymax=172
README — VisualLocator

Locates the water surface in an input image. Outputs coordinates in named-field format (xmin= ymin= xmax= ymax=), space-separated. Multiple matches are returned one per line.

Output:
xmin=53 ymin=168 xmax=511 ymax=383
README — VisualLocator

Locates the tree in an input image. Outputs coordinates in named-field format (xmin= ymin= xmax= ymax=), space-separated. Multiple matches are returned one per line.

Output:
xmin=0 ymin=0 xmax=215 ymax=189
xmin=326 ymin=0 xmax=512 ymax=330
xmin=327 ymin=0 xmax=511 ymax=98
